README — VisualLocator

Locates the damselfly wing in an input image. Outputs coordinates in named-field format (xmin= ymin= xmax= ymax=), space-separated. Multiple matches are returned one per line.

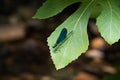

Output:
xmin=53 ymin=28 xmax=67 ymax=48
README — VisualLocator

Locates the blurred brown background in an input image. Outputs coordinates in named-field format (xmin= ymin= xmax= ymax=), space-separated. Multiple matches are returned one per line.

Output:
xmin=0 ymin=0 xmax=120 ymax=80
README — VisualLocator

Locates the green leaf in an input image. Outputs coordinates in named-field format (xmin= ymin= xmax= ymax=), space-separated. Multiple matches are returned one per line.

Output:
xmin=97 ymin=0 xmax=120 ymax=44
xmin=33 ymin=0 xmax=80 ymax=19
xmin=90 ymin=4 xmax=102 ymax=18
xmin=47 ymin=0 xmax=96 ymax=70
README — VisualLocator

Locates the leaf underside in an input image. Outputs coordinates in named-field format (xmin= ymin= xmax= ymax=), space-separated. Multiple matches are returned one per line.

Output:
xmin=47 ymin=0 xmax=96 ymax=69
xmin=33 ymin=0 xmax=120 ymax=70
xmin=97 ymin=0 xmax=120 ymax=44
xmin=33 ymin=0 xmax=80 ymax=19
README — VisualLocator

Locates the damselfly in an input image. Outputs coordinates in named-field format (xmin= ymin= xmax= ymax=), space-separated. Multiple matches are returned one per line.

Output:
xmin=53 ymin=28 xmax=73 ymax=52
